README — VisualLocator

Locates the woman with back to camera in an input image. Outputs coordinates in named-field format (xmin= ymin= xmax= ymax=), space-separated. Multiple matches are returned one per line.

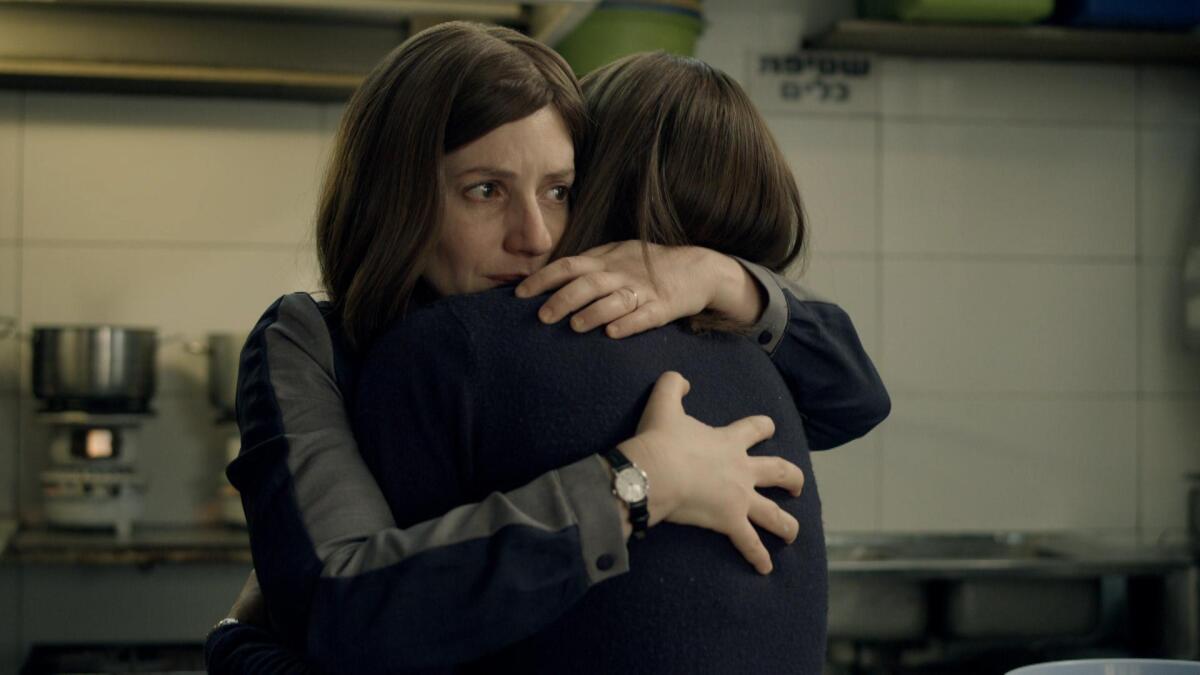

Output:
xmin=206 ymin=22 xmax=888 ymax=675
xmin=353 ymin=50 xmax=856 ymax=675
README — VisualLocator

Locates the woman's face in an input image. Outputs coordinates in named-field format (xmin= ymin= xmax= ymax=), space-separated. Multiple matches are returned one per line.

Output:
xmin=424 ymin=105 xmax=575 ymax=297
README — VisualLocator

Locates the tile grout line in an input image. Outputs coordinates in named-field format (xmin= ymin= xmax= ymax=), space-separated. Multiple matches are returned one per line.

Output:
xmin=875 ymin=114 xmax=1141 ymax=132
xmin=882 ymin=391 xmax=1148 ymax=400
xmin=767 ymin=108 xmax=1198 ymax=131
xmin=872 ymin=58 xmax=886 ymax=533
xmin=877 ymin=252 xmax=1138 ymax=264
xmin=1133 ymin=66 xmax=1145 ymax=538
xmin=13 ymin=88 xmax=24 ymax=665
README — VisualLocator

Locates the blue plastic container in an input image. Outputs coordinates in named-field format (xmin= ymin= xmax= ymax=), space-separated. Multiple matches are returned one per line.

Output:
xmin=1007 ymin=660 xmax=1200 ymax=675
xmin=1055 ymin=0 xmax=1200 ymax=30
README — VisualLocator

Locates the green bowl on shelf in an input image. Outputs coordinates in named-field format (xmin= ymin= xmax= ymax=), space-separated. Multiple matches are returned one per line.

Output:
xmin=556 ymin=3 xmax=704 ymax=77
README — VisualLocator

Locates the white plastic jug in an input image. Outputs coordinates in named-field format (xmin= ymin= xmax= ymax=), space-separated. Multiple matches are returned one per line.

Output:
xmin=1008 ymin=660 xmax=1200 ymax=675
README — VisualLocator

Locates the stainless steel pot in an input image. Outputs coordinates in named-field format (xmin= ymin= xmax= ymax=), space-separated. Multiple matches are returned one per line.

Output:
xmin=207 ymin=332 xmax=245 ymax=417
xmin=32 ymin=326 xmax=158 ymax=412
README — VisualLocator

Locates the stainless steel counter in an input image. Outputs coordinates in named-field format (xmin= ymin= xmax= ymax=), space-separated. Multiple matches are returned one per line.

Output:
xmin=826 ymin=532 xmax=1196 ymax=577
xmin=823 ymin=532 xmax=1199 ymax=658
xmin=3 ymin=524 xmax=251 ymax=565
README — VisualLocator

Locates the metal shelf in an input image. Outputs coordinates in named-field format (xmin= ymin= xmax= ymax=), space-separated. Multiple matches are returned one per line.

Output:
xmin=0 ymin=57 xmax=366 ymax=101
xmin=809 ymin=19 xmax=1200 ymax=65
xmin=6 ymin=524 xmax=251 ymax=566
xmin=0 ymin=0 xmax=597 ymax=100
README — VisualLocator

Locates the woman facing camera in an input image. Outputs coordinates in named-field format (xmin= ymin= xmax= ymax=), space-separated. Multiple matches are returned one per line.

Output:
xmin=207 ymin=23 xmax=887 ymax=675
xmin=352 ymin=51 xmax=884 ymax=674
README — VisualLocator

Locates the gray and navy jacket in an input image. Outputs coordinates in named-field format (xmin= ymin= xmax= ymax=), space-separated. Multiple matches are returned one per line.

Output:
xmin=205 ymin=263 xmax=890 ymax=675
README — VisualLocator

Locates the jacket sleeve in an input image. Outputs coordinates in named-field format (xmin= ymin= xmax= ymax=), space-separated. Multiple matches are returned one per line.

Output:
xmin=221 ymin=293 xmax=628 ymax=675
xmin=735 ymin=260 xmax=892 ymax=451
xmin=205 ymin=622 xmax=315 ymax=675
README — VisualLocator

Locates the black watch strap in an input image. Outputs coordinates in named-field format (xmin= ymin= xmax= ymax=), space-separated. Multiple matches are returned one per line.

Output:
xmin=603 ymin=447 xmax=649 ymax=539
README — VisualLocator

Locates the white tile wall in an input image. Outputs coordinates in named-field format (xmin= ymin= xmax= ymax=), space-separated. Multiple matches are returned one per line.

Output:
xmin=880 ymin=122 xmax=1136 ymax=258
xmin=0 ymin=244 xmax=16 ymax=394
xmin=23 ymin=94 xmax=325 ymax=245
xmin=881 ymin=59 xmax=1136 ymax=125
xmin=762 ymin=58 xmax=1200 ymax=534
xmin=881 ymin=260 xmax=1137 ymax=394
xmin=18 ymin=244 xmax=320 ymax=396
xmin=1139 ymin=397 xmax=1200 ymax=535
xmin=1139 ymin=67 xmax=1200 ymax=127
xmin=880 ymin=396 xmax=1139 ymax=532
xmin=811 ymin=436 xmax=881 ymax=531
xmin=773 ymin=117 xmax=878 ymax=256
xmin=322 ymin=102 xmax=347 ymax=137
xmin=0 ymin=92 xmax=18 ymax=242
xmin=316 ymin=102 xmax=346 ymax=193
xmin=1138 ymin=127 xmax=1200 ymax=262
xmin=1140 ymin=263 xmax=1200 ymax=394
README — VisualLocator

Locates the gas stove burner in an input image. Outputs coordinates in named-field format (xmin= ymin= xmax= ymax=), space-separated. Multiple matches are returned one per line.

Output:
xmin=39 ymin=397 xmax=154 ymax=416
xmin=36 ymin=410 xmax=149 ymax=539
xmin=41 ymin=469 xmax=146 ymax=540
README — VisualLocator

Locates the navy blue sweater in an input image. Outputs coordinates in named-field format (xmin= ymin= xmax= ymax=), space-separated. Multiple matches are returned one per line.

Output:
xmin=353 ymin=289 xmax=830 ymax=674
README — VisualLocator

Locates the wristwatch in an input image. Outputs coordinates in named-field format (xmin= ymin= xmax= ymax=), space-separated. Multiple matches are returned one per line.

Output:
xmin=207 ymin=617 xmax=240 ymax=640
xmin=603 ymin=447 xmax=650 ymax=539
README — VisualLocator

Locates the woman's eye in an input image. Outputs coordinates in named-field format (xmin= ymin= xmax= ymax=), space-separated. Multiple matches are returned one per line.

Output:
xmin=466 ymin=183 xmax=498 ymax=200
xmin=547 ymin=186 xmax=570 ymax=202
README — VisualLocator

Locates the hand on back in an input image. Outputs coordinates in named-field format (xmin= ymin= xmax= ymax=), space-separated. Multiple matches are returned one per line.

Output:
xmin=620 ymin=372 xmax=805 ymax=575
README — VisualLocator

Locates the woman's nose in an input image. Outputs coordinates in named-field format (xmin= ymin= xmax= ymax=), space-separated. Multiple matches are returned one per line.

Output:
xmin=505 ymin=197 xmax=554 ymax=256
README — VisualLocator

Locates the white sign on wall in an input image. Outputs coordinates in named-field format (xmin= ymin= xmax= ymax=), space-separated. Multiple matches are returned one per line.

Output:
xmin=748 ymin=51 xmax=878 ymax=115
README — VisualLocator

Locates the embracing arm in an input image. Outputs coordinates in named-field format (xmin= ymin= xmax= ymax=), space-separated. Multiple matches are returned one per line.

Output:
xmin=735 ymin=258 xmax=892 ymax=450
xmin=518 ymin=244 xmax=891 ymax=451
xmin=216 ymin=293 xmax=628 ymax=674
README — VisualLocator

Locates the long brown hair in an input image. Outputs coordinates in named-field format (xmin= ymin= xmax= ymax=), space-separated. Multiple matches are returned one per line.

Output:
xmin=557 ymin=52 xmax=806 ymax=274
xmin=317 ymin=21 xmax=586 ymax=348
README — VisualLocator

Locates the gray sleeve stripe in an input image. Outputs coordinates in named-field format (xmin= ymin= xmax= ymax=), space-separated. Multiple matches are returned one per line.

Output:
xmin=557 ymin=455 xmax=629 ymax=583
xmin=262 ymin=293 xmax=619 ymax=582
xmin=732 ymin=257 xmax=788 ymax=356
xmin=326 ymin=458 xmax=623 ymax=579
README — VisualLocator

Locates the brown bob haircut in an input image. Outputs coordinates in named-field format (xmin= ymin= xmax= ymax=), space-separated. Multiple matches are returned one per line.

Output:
xmin=317 ymin=21 xmax=586 ymax=348
xmin=557 ymin=52 xmax=806 ymax=274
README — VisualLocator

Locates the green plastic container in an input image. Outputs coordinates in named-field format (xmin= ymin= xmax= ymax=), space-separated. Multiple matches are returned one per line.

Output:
xmin=859 ymin=0 xmax=1054 ymax=24
xmin=556 ymin=5 xmax=704 ymax=77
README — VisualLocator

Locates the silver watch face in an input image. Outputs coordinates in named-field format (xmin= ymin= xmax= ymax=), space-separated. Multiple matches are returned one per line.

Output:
xmin=614 ymin=466 xmax=647 ymax=502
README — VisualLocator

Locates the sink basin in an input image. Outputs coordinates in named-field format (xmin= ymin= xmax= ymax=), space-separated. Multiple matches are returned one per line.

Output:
xmin=828 ymin=575 xmax=927 ymax=640
xmin=826 ymin=533 xmax=1063 ymax=566
xmin=824 ymin=534 xmax=1106 ymax=641
xmin=946 ymin=577 xmax=1101 ymax=638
